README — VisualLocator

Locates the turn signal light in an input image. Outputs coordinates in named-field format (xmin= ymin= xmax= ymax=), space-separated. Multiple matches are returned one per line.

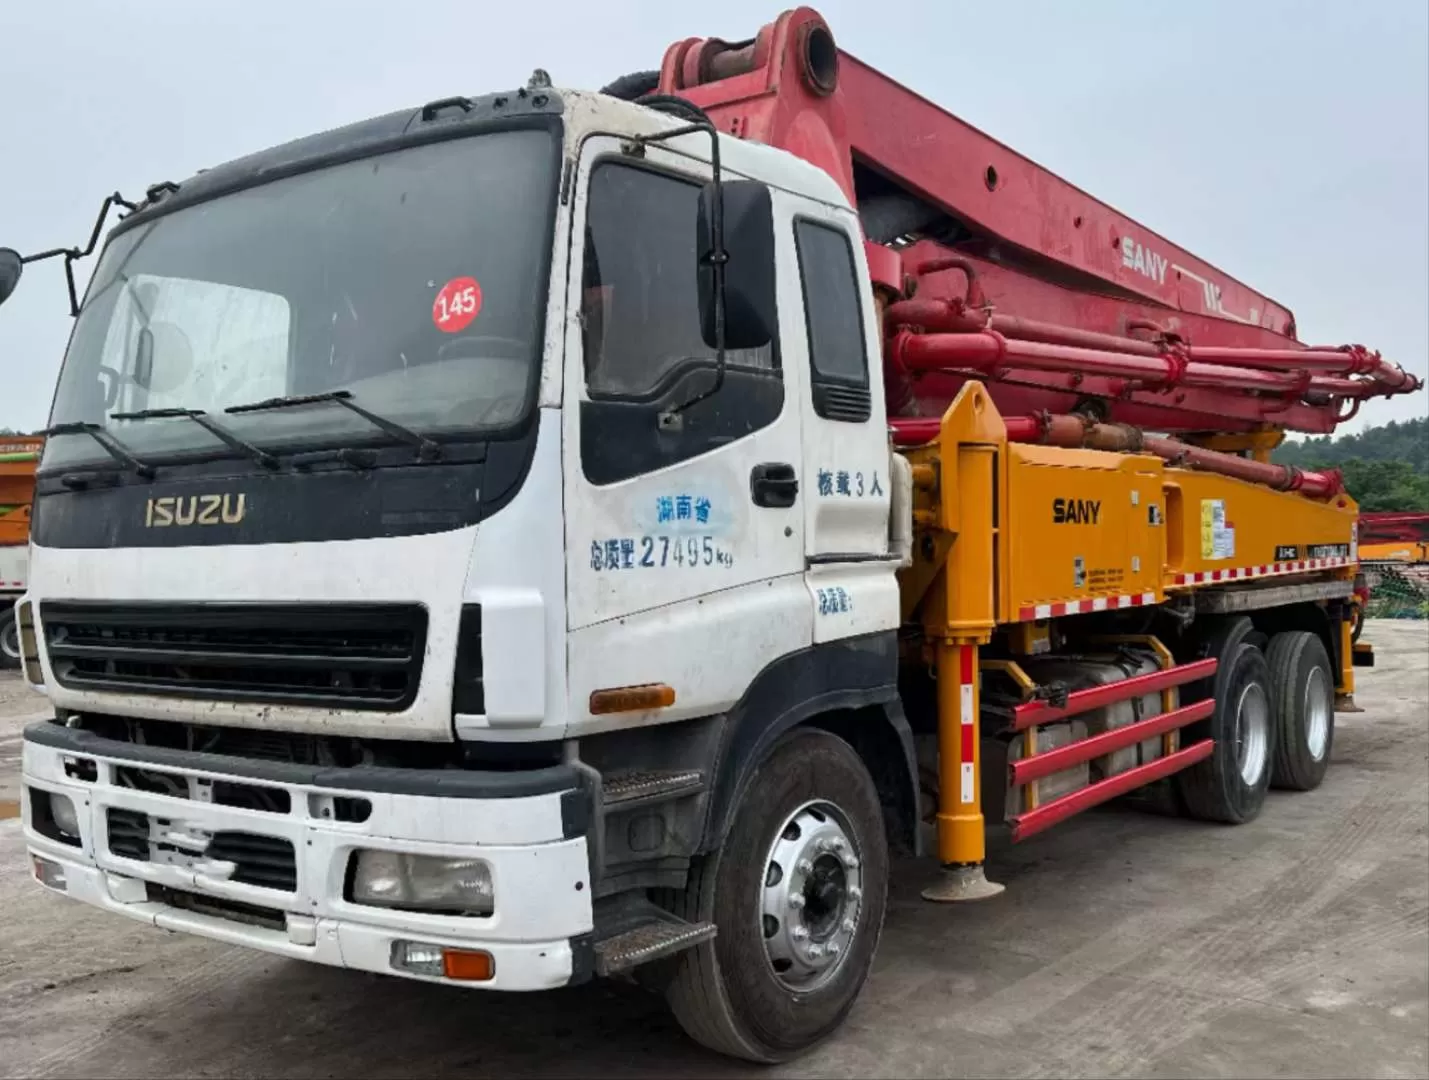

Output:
xmin=442 ymin=949 xmax=495 ymax=981
xmin=589 ymin=683 xmax=676 ymax=715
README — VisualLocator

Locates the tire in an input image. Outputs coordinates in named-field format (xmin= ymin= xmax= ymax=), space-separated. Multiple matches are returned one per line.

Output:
xmin=0 ymin=606 xmax=20 ymax=670
xmin=1176 ymin=642 xmax=1274 ymax=824
xmin=665 ymin=727 xmax=889 ymax=1063
xmin=1266 ymin=631 xmax=1334 ymax=791
xmin=1350 ymin=603 xmax=1365 ymax=644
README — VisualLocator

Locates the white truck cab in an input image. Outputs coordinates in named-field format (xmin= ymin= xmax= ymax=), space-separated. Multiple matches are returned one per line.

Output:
xmin=11 ymin=86 xmax=916 ymax=1062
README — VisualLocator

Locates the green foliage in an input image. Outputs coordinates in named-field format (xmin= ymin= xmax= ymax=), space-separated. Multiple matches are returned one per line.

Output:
xmin=1275 ymin=417 xmax=1427 ymax=470
xmin=1275 ymin=416 xmax=1429 ymax=511
xmin=1336 ymin=459 xmax=1429 ymax=512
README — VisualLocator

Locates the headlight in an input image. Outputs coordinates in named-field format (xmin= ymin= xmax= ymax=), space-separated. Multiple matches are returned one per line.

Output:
xmin=49 ymin=793 xmax=80 ymax=838
xmin=351 ymin=850 xmax=494 ymax=916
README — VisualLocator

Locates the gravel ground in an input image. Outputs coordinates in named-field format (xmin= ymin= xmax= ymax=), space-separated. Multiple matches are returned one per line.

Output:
xmin=0 ymin=621 xmax=1425 ymax=1078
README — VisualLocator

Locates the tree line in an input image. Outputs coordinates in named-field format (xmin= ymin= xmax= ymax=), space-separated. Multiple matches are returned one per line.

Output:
xmin=1273 ymin=416 xmax=1428 ymax=512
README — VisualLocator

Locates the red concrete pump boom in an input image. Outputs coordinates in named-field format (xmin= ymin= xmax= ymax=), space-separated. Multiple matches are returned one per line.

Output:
xmin=636 ymin=6 xmax=1420 ymax=442
xmin=1360 ymin=511 xmax=1429 ymax=545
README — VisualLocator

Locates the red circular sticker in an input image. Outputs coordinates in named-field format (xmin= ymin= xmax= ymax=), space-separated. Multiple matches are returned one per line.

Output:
xmin=433 ymin=276 xmax=483 ymax=333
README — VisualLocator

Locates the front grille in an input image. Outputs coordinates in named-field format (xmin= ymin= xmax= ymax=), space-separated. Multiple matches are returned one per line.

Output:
xmin=41 ymin=602 xmax=426 ymax=711
xmin=105 ymin=808 xmax=297 ymax=892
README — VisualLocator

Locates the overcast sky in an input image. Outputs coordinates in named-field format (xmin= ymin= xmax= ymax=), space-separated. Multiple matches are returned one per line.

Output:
xmin=2 ymin=0 xmax=1425 ymax=435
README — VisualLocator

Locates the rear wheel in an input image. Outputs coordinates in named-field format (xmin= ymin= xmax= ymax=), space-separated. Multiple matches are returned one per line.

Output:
xmin=1267 ymin=631 xmax=1334 ymax=791
xmin=0 ymin=607 xmax=20 ymax=670
xmin=665 ymin=727 xmax=888 ymax=1063
xmin=1177 ymin=642 xmax=1274 ymax=824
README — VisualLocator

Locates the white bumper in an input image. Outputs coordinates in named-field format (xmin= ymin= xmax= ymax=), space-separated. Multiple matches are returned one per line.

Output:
xmin=21 ymin=724 xmax=594 ymax=992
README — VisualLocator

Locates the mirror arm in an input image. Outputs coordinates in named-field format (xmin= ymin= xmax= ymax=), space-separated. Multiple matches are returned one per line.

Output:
xmin=631 ymin=121 xmax=728 ymax=428
xmin=20 ymin=192 xmax=138 ymax=317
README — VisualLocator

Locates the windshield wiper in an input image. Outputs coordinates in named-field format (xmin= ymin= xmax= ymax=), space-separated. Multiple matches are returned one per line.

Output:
xmin=42 ymin=421 xmax=156 ymax=479
xmin=110 ymin=407 xmax=281 ymax=470
xmin=225 ymin=390 xmax=442 ymax=461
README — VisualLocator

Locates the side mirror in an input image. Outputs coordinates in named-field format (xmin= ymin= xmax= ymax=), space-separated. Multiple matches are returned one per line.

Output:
xmin=0 ymin=248 xmax=22 ymax=307
xmin=697 ymin=180 xmax=777 ymax=352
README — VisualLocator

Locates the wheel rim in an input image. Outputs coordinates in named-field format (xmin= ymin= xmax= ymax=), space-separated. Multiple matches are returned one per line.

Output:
xmin=760 ymin=799 xmax=862 ymax=992
xmin=0 ymin=619 xmax=18 ymax=662
xmin=1304 ymin=666 xmax=1331 ymax=761
xmin=1235 ymin=681 xmax=1270 ymax=786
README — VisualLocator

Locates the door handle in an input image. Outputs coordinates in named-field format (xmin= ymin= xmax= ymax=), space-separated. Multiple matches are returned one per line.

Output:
xmin=750 ymin=462 xmax=799 ymax=508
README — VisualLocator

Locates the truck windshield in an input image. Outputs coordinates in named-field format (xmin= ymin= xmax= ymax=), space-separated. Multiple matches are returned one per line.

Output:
xmin=45 ymin=128 xmax=556 ymax=471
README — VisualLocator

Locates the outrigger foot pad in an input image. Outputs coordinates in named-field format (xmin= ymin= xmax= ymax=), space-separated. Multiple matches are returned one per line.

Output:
xmin=921 ymin=864 xmax=1006 ymax=903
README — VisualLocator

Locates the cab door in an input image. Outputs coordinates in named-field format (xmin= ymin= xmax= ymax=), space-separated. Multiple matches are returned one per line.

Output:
xmin=786 ymin=206 xmax=899 ymax=643
xmin=561 ymin=136 xmax=812 ymax=731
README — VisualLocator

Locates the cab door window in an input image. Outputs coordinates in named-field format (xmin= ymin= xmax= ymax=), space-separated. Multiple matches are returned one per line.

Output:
xmin=579 ymin=161 xmax=782 ymax=484
xmin=795 ymin=220 xmax=871 ymax=422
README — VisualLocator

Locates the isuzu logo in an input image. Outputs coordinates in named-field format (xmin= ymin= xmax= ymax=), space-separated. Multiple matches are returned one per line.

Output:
xmin=144 ymin=493 xmax=247 ymax=527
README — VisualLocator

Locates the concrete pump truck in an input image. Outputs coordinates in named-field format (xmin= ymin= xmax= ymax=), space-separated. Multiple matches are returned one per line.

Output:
xmin=2 ymin=7 xmax=1419 ymax=1062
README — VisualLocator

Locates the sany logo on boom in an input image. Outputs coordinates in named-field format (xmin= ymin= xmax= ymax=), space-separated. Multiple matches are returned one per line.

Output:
xmin=1120 ymin=237 xmax=1168 ymax=285
xmin=1121 ymin=236 xmax=1242 ymax=321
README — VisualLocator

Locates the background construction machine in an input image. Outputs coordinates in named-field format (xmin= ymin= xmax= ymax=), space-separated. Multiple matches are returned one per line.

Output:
xmin=0 ymin=435 xmax=42 ymax=667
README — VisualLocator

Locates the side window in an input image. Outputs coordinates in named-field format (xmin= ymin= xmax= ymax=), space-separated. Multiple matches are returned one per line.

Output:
xmin=794 ymin=220 xmax=871 ymax=423
xmin=579 ymin=161 xmax=783 ymax=485
xmin=583 ymin=162 xmax=773 ymax=397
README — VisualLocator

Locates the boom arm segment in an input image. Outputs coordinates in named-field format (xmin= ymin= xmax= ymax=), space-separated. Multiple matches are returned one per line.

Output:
xmin=651 ymin=7 xmax=1419 ymax=435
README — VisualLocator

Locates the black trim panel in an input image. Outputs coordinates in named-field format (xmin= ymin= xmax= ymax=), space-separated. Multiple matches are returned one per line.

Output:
xmin=24 ymin=720 xmax=584 ymax=803
xmin=806 ymin=552 xmax=900 ymax=566
xmin=581 ymin=362 xmax=785 ymax=487
xmin=698 ymin=631 xmax=915 ymax=852
xmin=33 ymin=428 xmax=538 ymax=548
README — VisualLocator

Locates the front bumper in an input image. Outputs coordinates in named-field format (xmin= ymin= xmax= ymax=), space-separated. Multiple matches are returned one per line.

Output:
xmin=21 ymin=721 xmax=594 ymax=992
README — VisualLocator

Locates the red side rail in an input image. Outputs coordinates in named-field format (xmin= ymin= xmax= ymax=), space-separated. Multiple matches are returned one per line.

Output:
xmin=1008 ymin=740 xmax=1214 ymax=842
xmin=1009 ymin=698 xmax=1214 ymax=786
xmin=1010 ymin=658 xmax=1217 ymax=731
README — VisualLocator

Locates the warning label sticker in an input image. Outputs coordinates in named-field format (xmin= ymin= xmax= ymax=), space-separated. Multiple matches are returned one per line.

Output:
xmin=1200 ymin=499 xmax=1235 ymax=560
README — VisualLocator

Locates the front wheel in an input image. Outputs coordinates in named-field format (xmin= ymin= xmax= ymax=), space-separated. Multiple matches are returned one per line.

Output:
xmin=665 ymin=727 xmax=889 ymax=1063
xmin=0 ymin=606 xmax=20 ymax=670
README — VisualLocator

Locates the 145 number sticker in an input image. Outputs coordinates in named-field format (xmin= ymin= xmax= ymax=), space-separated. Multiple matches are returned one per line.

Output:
xmin=433 ymin=276 xmax=483 ymax=333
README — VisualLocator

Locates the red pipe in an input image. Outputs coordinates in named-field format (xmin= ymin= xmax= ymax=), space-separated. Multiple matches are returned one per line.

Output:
xmin=884 ymin=305 xmax=1422 ymax=399
xmin=1009 ymin=698 xmax=1215 ymax=786
xmin=992 ymin=314 xmax=1162 ymax=356
xmin=1008 ymin=739 xmax=1214 ymax=842
xmin=1137 ymin=433 xmax=1340 ymax=498
xmin=893 ymin=330 xmax=1314 ymax=394
xmin=891 ymin=328 xmax=1409 ymax=406
xmin=1188 ymin=344 xmax=1419 ymax=390
xmin=890 ymin=410 xmax=1343 ymax=498
xmin=886 ymin=300 xmax=1169 ymax=358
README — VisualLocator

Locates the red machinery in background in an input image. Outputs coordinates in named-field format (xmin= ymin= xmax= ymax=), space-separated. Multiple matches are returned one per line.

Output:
xmin=1360 ymin=512 xmax=1429 ymax=546
xmin=626 ymin=7 xmax=1420 ymax=496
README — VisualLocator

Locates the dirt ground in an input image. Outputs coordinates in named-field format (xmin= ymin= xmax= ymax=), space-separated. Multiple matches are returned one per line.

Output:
xmin=1 ymin=621 xmax=1425 ymax=1079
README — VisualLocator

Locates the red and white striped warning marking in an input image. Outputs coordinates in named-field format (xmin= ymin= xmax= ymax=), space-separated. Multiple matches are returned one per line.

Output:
xmin=957 ymin=644 xmax=976 ymax=804
xmin=1172 ymin=556 xmax=1354 ymax=586
xmin=1015 ymin=556 xmax=1355 ymax=622
xmin=1017 ymin=592 xmax=1158 ymax=622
